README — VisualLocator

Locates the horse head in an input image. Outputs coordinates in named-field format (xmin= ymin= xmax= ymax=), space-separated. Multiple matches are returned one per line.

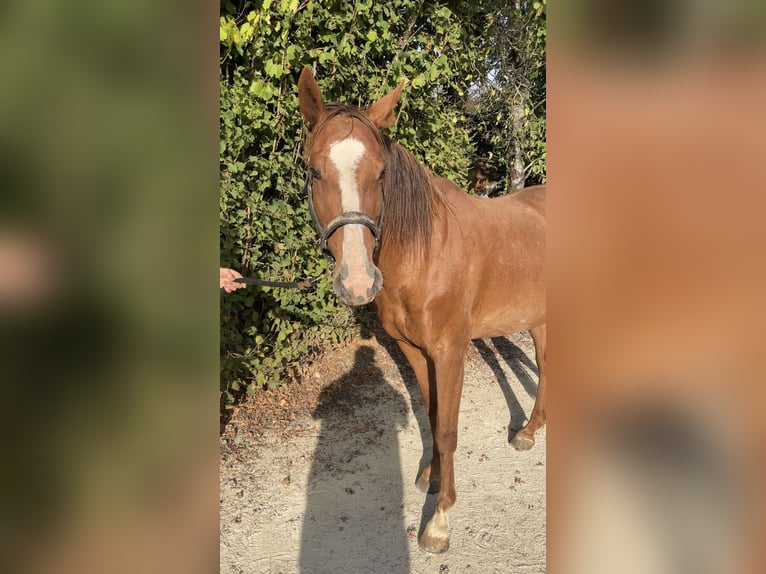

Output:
xmin=298 ymin=68 xmax=404 ymax=306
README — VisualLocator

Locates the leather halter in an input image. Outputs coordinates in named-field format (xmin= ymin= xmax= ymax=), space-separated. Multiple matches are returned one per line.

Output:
xmin=306 ymin=172 xmax=385 ymax=264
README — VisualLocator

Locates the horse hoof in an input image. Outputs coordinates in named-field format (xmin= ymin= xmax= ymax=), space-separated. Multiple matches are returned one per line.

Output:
xmin=510 ymin=432 xmax=535 ymax=451
xmin=418 ymin=533 xmax=450 ymax=554
xmin=418 ymin=510 xmax=450 ymax=553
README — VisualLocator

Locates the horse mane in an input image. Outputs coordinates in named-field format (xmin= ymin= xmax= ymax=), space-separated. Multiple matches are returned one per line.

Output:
xmin=381 ymin=138 xmax=434 ymax=252
xmin=310 ymin=103 xmax=435 ymax=253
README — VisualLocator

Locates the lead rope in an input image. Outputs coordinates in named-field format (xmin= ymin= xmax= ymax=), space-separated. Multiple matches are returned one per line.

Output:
xmin=233 ymin=271 xmax=327 ymax=292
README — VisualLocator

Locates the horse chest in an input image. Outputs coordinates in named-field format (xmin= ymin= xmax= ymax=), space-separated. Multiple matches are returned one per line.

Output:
xmin=374 ymin=289 xmax=431 ymax=344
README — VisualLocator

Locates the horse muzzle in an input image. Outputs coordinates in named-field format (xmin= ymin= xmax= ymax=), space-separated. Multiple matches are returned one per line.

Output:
xmin=333 ymin=261 xmax=383 ymax=306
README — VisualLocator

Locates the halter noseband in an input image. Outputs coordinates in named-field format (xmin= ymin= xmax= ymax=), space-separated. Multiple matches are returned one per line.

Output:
xmin=306 ymin=171 xmax=385 ymax=264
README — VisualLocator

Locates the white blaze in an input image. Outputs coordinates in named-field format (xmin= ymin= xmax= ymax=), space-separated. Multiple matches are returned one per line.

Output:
xmin=328 ymin=137 xmax=369 ymax=275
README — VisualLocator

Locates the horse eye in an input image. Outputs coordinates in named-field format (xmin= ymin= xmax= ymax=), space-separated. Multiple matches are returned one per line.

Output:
xmin=310 ymin=167 xmax=321 ymax=180
xmin=378 ymin=169 xmax=386 ymax=181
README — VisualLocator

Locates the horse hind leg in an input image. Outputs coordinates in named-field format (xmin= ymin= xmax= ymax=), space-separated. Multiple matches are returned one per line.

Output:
xmin=415 ymin=456 xmax=441 ymax=494
xmin=511 ymin=324 xmax=547 ymax=451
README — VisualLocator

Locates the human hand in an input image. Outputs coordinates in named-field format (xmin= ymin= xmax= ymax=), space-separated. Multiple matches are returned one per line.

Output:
xmin=220 ymin=267 xmax=246 ymax=293
xmin=0 ymin=233 xmax=56 ymax=307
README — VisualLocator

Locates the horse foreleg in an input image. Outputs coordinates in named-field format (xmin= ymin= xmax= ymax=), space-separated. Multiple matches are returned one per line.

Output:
xmin=418 ymin=343 xmax=467 ymax=554
xmin=395 ymin=339 xmax=440 ymax=493
xmin=511 ymin=323 xmax=547 ymax=451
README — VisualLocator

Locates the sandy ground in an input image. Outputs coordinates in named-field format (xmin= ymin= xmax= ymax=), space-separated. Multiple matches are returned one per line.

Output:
xmin=220 ymin=329 xmax=545 ymax=573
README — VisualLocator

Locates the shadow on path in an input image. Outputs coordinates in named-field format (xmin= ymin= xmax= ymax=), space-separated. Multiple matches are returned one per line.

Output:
xmin=473 ymin=336 xmax=538 ymax=442
xmin=491 ymin=336 xmax=538 ymax=393
xmin=299 ymin=346 xmax=411 ymax=573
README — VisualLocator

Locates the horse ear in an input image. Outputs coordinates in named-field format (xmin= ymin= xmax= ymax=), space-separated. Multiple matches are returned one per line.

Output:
xmin=366 ymin=80 xmax=405 ymax=129
xmin=298 ymin=67 xmax=325 ymax=129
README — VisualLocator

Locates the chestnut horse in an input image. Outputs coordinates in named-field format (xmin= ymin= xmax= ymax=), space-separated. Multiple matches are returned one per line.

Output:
xmin=298 ymin=68 xmax=546 ymax=553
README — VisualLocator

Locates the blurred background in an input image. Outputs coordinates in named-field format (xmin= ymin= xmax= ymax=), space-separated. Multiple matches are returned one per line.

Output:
xmin=0 ymin=1 xmax=218 ymax=573
xmin=549 ymin=1 xmax=766 ymax=573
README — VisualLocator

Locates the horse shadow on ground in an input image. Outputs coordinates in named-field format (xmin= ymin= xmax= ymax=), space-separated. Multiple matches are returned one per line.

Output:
xmin=299 ymin=345 xmax=411 ymax=574
xmin=473 ymin=336 xmax=539 ymax=442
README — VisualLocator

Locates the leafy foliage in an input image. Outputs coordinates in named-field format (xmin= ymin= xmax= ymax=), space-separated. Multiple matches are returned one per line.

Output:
xmin=465 ymin=0 xmax=547 ymax=188
xmin=220 ymin=0 xmax=545 ymax=401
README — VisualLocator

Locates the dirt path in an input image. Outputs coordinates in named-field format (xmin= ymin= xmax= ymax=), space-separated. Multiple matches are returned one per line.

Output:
xmin=220 ymin=329 xmax=546 ymax=573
